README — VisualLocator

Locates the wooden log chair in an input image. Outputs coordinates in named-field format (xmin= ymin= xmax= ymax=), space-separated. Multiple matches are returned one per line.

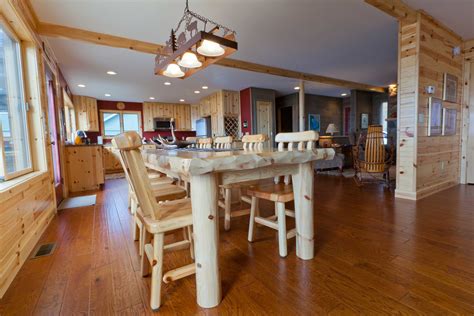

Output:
xmin=352 ymin=125 xmax=395 ymax=188
xmin=116 ymin=146 xmax=187 ymax=257
xmin=196 ymin=137 xmax=213 ymax=149
xmin=185 ymin=136 xmax=198 ymax=148
xmin=247 ymin=130 xmax=318 ymax=257
xmin=218 ymin=134 xmax=268 ymax=231
xmin=112 ymin=132 xmax=195 ymax=311
xmin=213 ymin=135 xmax=233 ymax=149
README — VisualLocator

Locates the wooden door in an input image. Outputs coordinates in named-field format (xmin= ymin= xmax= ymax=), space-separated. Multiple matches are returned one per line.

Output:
xmin=467 ymin=61 xmax=474 ymax=184
xmin=256 ymin=101 xmax=273 ymax=148
xmin=46 ymin=77 xmax=63 ymax=204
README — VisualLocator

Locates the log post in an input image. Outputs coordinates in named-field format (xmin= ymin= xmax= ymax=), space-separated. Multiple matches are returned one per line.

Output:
xmin=190 ymin=173 xmax=221 ymax=308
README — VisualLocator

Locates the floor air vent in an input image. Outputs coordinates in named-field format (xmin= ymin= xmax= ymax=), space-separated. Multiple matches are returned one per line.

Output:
xmin=31 ymin=243 xmax=56 ymax=259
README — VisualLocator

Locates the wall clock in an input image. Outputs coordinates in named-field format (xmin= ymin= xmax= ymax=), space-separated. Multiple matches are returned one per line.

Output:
xmin=116 ymin=102 xmax=125 ymax=110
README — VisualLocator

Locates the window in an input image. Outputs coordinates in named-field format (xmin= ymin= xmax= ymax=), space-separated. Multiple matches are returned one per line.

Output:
xmin=101 ymin=110 xmax=141 ymax=138
xmin=0 ymin=22 xmax=32 ymax=181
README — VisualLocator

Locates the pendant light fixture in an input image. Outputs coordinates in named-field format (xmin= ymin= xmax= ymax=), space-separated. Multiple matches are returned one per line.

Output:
xmin=163 ymin=63 xmax=185 ymax=78
xmin=197 ymin=40 xmax=225 ymax=57
xmin=178 ymin=52 xmax=202 ymax=68
xmin=155 ymin=0 xmax=237 ymax=79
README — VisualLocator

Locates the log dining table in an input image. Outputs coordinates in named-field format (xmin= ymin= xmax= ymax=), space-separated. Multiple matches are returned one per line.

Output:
xmin=141 ymin=146 xmax=335 ymax=308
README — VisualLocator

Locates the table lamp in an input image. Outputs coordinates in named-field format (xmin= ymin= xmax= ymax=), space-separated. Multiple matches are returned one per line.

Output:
xmin=326 ymin=123 xmax=339 ymax=136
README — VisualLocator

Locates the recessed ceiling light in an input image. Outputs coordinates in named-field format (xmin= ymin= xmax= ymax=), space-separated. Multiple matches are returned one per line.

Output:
xmin=77 ymin=84 xmax=86 ymax=88
xmin=194 ymin=90 xmax=200 ymax=94
xmin=341 ymin=93 xmax=348 ymax=96
xmin=179 ymin=99 xmax=185 ymax=102
xmin=106 ymin=71 xmax=117 ymax=75
xmin=149 ymin=97 xmax=155 ymax=100
xmin=202 ymin=86 xmax=208 ymax=89
xmin=104 ymin=93 xmax=111 ymax=97
xmin=164 ymin=82 xmax=171 ymax=86
xmin=294 ymin=86 xmax=300 ymax=90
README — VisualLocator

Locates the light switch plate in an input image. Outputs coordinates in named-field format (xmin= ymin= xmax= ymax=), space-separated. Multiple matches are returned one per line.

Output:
xmin=418 ymin=113 xmax=424 ymax=123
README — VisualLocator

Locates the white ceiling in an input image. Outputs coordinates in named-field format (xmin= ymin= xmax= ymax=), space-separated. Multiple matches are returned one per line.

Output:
xmin=404 ymin=0 xmax=474 ymax=39
xmin=33 ymin=0 xmax=403 ymax=103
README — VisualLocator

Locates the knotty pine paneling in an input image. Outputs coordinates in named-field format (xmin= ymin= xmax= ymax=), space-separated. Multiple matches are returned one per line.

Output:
xmin=416 ymin=14 xmax=463 ymax=193
xmin=396 ymin=21 xmax=419 ymax=197
xmin=0 ymin=173 xmax=56 ymax=297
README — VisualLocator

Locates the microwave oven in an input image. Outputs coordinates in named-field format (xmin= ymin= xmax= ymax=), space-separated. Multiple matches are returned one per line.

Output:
xmin=153 ymin=118 xmax=175 ymax=130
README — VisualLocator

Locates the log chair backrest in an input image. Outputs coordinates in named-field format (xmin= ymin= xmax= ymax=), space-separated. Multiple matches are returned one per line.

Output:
xmin=364 ymin=125 xmax=386 ymax=173
xmin=274 ymin=130 xmax=319 ymax=184
xmin=213 ymin=136 xmax=233 ymax=149
xmin=196 ymin=137 xmax=212 ymax=149
xmin=186 ymin=136 xmax=198 ymax=148
xmin=242 ymin=134 xmax=268 ymax=150
xmin=112 ymin=132 xmax=159 ymax=220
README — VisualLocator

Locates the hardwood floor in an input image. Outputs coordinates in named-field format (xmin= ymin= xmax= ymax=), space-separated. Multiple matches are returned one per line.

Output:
xmin=1 ymin=175 xmax=473 ymax=315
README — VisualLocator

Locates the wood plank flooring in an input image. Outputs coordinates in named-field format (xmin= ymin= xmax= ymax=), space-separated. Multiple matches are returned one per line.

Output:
xmin=1 ymin=175 xmax=473 ymax=315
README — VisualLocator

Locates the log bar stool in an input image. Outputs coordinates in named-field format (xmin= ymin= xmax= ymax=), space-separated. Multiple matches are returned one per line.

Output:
xmin=218 ymin=134 xmax=267 ymax=231
xmin=213 ymin=136 xmax=233 ymax=149
xmin=112 ymin=132 xmax=195 ymax=311
xmin=247 ymin=130 xmax=318 ymax=257
xmin=197 ymin=137 xmax=212 ymax=149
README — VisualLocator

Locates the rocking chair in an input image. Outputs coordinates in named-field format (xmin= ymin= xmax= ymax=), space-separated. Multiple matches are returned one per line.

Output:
xmin=352 ymin=125 xmax=394 ymax=188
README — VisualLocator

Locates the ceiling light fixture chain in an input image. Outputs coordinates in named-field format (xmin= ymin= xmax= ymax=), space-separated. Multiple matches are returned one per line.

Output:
xmin=174 ymin=0 xmax=236 ymax=37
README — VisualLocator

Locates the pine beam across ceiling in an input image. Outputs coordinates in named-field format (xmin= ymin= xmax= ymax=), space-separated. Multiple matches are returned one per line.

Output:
xmin=37 ymin=22 xmax=386 ymax=93
xmin=364 ymin=0 xmax=417 ymax=23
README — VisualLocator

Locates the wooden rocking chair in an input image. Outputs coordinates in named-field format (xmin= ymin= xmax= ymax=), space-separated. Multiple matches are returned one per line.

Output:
xmin=352 ymin=125 xmax=394 ymax=188
xmin=247 ymin=131 xmax=318 ymax=257
xmin=112 ymin=132 xmax=195 ymax=311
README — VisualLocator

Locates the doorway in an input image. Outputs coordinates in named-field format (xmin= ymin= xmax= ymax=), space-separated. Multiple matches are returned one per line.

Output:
xmin=278 ymin=106 xmax=293 ymax=132
xmin=45 ymin=70 xmax=63 ymax=204
xmin=467 ymin=60 xmax=474 ymax=184
xmin=256 ymin=100 xmax=273 ymax=148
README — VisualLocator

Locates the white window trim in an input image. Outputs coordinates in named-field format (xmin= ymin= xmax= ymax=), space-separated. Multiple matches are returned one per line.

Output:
xmin=99 ymin=109 xmax=142 ymax=139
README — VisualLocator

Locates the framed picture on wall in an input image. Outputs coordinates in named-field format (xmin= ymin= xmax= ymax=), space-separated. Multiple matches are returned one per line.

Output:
xmin=428 ymin=97 xmax=443 ymax=136
xmin=443 ymin=73 xmax=457 ymax=103
xmin=361 ymin=113 xmax=369 ymax=129
xmin=308 ymin=114 xmax=320 ymax=132
xmin=442 ymin=108 xmax=456 ymax=136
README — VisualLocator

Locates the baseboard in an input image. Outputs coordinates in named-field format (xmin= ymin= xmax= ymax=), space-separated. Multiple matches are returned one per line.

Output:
xmin=395 ymin=181 xmax=458 ymax=201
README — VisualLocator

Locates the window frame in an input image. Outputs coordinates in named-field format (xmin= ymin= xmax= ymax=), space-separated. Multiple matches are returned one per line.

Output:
xmin=100 ymin=109 xmax=142 ymax=139
xmin=0 ymin=17 xmax=34 ymax=181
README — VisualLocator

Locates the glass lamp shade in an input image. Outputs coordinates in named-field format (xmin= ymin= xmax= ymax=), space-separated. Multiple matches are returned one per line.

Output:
xmin=163 ymin=63 xmax=185 ymax=78
xmin=178 ymin=52 xmax=202 ymax=68
xmin=326 ymin=123 xmax=339 ymax=135
xmin=197 ymin=40 xmax=225 ymax=57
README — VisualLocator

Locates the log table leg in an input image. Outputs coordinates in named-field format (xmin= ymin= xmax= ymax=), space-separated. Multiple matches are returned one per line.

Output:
xmin=292 ymin=162 xmax=315 ymax=260
xmin=190 ymin=173 xmax=221 ymax=308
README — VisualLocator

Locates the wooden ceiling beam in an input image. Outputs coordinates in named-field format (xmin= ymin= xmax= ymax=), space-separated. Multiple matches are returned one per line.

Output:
xmin=37 ymin=22 xmax=165 ymax=55
xmin=216 ymin=58 xmax=385 ymax=92
xmin=37 ymin=22 xmax=386 ymax=93
xmin=364 ymin=0 xmax=417 ymax=23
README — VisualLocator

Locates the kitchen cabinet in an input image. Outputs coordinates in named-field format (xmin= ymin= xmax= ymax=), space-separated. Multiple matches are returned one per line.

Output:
xmin=197 ymin=90 xmax=240 ymax=137
xmin=73 ymin=95 xmax=99 ymax=132
xmin=65 ymin=145 xmax=104 ymax=192
xmin=142 ymin=102 xmax=192 ymax=132
xmin=103 ymin=146 xmax=123 ymax=173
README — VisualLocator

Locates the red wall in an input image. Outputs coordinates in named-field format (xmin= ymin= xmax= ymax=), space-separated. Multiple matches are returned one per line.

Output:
xmin=240 ymin=88 xmax=252 ymax=134
xmin=87 ymin=100 xmax=196 ymax=143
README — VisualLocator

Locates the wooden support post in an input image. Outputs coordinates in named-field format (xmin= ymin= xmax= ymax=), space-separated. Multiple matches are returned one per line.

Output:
xmin=190 ymin=173 xmax=221 ymax=308
xmin=150 ymin=233 xmax=164 ymax=310
xmin=276 ymin=202 xmax=288 ymax=257
xmin=299 ymin=81 xmax=305 ymax=131
xmin=224 ymin=188 xmax=231 ymax=231
xmin=292 ymin=162 xmax=314 ymax=260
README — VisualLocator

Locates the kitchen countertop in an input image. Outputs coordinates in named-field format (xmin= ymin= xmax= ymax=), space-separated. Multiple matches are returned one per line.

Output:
xmin=65 ymin=143 xmax=103 ymax=147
